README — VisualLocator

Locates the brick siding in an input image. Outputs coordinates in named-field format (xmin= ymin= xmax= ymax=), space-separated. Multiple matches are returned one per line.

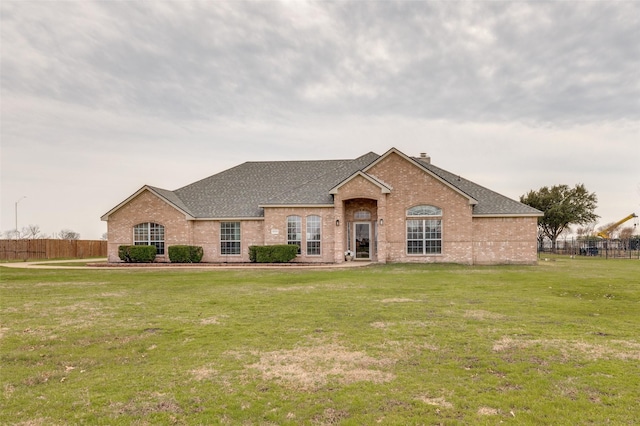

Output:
xmin=106 ymin=153 xmax=539 ymax=265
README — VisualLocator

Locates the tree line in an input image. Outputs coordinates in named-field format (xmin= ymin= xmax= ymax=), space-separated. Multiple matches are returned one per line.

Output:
xmin=2 ymin=225 xmax=84 ymax=240
xmin=520 ymin=183 xmax=638 ymax=251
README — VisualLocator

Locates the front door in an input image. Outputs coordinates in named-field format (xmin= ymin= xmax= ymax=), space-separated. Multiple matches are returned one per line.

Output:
xmin=354 ymin=222 xmax=371 ymax=259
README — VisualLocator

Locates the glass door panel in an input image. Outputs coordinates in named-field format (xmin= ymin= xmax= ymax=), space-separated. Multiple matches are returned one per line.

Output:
xmin=355 ymin=223 xmax=371 ymax=259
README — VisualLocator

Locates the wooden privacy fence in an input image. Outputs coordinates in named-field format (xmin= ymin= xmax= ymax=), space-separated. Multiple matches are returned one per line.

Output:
xmin=0 ymin=239 xmax=107 ymax=260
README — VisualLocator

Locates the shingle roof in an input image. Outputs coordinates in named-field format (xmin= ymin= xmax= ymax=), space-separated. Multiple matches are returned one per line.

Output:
xmin=413 ymin=159 xmax=542 ymax=216
xmin=171 ymin=152 xmax=379 ymax=218
xmin=125 ymin=149 xmax=539 ymax=219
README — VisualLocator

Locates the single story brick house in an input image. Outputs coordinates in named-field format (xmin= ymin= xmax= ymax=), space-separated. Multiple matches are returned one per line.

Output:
xmin=102 ymin=147 xmax=542 ymax=264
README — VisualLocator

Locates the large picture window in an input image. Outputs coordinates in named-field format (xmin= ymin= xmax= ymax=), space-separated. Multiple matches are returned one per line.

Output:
xmin=406 ymin=205 xmax=442 ymax=255
xmin=133 ymin=222 xmax=165 ymax=255
xmin=220 ymin=222 xmax=241 ymax=255
xmin=306 ymin=215 xmax=321 ymax=256
xmin=287 ymin=215 xmax=302 ymax=254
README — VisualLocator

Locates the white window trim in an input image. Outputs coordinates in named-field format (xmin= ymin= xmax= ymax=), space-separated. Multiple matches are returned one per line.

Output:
xmin=306 ymin=215 xmax=322 ymax=256
xmin=133 ymin=222 xmax=165 ymax=255
xmin=406 ymin=205 xmax=443 ymax=256
xmin=287 ymin=215 xmax=302 ymax=255
xmin=220 ymin=222 xmax=241 ymax=256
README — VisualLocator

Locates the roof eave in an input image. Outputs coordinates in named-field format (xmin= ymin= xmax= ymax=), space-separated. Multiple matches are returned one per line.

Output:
xmin=363 ymin=147 xmax=478 ymax=205
xmin=101 ymin=185 xmax=195 ymax=221
xmin=329 ymin=171 xmax=392 ymax=195
xmin=472 ymin=213 xmax=544 ymax=218
xmin=258 ymin=204 xmax=335 ymax=208
xmin=191 ymin=217 xmax=265 ymax=221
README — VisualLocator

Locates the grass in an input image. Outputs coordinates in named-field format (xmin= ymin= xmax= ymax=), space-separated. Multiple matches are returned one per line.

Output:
xmin=1 ymin=257 xmax=638 ymax=425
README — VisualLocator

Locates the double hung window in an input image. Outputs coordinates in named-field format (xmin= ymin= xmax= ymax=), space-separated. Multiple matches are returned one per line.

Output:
xmin=406 ymin=205 xmax=442 ymax=255
xmin=287 ymin=216 xmax=302 ymax=254
xmin=306 ymin=215 xmax=321 ymax=256
xmin=221 ymin=222 xmax=241 ymax=255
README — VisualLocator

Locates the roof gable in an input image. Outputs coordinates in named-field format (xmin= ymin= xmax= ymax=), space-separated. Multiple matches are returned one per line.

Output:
xmin=101 ymin=185 xmax=194 ymax=221
xmin=103 ymin=148 xmax=541 ymax=221
xmin=329 ymin=171 xmax=392 ymax=195
xmin=364 ymin=147 xmax=479 ymax=205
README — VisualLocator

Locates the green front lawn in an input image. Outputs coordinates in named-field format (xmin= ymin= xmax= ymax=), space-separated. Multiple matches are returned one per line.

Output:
xmin=1 ymin=258 xmax=638 ymax=424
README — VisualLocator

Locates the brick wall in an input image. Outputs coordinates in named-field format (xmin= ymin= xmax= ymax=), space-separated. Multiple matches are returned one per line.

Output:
xmin=106 ymin=189 xmax=191 ymax=262
xmin=262 ymin=207 xmax=336 ymax=263
xmin=106 ymin=154 xmax=539 ymax=265
xmin=472 ymin=216 xmax=539 ymax=264
xmin=191 ymin=219 xmax=264 ymax=263
xmin=365 ymin=152 xmax=475 ymax=264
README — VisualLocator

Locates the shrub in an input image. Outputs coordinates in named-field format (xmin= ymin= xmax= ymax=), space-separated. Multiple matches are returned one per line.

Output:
xmin=118 ymin=245 xmax=157 ymax=263
xmin=249 ymin=245 xmax=298 ymax=263
xmin=248 ymin=245 xmax=258 ymax=263
xmin=168 ymin=245 xmax=204 ymax=263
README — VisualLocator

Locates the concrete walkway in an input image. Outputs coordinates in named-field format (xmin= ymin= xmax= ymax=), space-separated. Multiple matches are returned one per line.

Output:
xmin=1 ymin=258 xmax=373 ymax=270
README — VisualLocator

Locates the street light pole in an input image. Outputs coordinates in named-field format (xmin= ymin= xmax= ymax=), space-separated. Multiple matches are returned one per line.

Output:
xmin=15 ymin=196 xmax=26 ymax=239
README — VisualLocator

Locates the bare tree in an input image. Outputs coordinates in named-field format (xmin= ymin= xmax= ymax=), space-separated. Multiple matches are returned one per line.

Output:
xmin=619 ymin=226 xmax=635 ymax=240
xmin=3 ymin=229 xmax=20 ymax=239
xmin=57 ymin=229 xmax=80 ymax=240
xmin=597 ymin=222 xmax=618 ymax=239
xmin=576 ymin=223 xmax=596 ymax=238
xmin=22 ymin=224 xmax=46 ymax=239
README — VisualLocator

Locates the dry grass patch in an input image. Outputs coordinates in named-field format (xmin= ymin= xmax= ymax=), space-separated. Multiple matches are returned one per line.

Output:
xmin=190 ymin=365 xmax=218 ymax=381
xmin=109 ymin=392 xmax=183 ymax=417
xmin=477 ymin=406 xmax=499 ymax=416
xmin=248 ymin=338 xmax=395 ymax=391
xmin=33 ymin=281 xmax=108 ymax=287
xmin=274 ymin=286 xmax=315 ymax=292
xmin=417 ymin=396 xmax=453 ymax=408
xmin=464 ymin=309 xmax=505 ymax=320
xmin=12 ymin=419 xmax=52 ymax=426
xmin=380 ymin=298 xmax=420 ymax=303
xmin=312 ymin=407 xmax=350 ymax=425
xmin=199 ymin=315 xmax=228 ymax=325
xmin=493 ymin=337 xmax=640 ymax=361
xmin=370 ymin=321 xmax=393 ymax=329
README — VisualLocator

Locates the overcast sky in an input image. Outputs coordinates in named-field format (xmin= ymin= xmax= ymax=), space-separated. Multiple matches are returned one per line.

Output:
xmin=2 ymin=1 xmax=639 ymax=239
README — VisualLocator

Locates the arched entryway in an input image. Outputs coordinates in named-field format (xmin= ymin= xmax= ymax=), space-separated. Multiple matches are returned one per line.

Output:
xmin=344 ymin=199 xmax=378 ymax=260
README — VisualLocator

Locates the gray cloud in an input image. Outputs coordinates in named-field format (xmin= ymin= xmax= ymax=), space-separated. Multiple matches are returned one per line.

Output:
xmin=3 ymin=1 xmax=638 ymax=124
xmin=1 ymin=1 xmax=638 ymax=238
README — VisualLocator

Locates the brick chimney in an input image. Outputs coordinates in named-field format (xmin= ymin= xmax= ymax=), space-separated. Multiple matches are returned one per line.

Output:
xmin=419 ymin=152 xmax=431 ymax=164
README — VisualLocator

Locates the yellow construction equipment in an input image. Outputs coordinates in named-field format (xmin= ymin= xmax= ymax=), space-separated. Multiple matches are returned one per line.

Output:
xmin=596 ymin=213 xmax=638 ymax=239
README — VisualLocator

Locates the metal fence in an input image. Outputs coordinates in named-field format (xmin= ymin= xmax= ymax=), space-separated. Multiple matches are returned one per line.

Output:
xmin=0 ymin=239 xmax=107 ymax=261
xmin=538 ymin=237 xmax=640 ymax=259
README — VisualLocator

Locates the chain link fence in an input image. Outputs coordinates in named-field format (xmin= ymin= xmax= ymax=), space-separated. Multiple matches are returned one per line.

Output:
xmin=538 ymin=237 xmax=640 ymax=259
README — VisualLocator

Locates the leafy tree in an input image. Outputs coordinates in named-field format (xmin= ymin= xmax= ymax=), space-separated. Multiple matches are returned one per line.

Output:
xmin=520 ymin=184 xmax=598 ymax=251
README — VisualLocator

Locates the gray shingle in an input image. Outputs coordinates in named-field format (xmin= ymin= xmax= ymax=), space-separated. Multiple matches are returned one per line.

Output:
xmin=148 ymin=151 xmax=539 ymax=219
xmin=414 ymin=159 xmax=542 ymax=216
xmin=172 ymin=152 xmax=378 ymax=218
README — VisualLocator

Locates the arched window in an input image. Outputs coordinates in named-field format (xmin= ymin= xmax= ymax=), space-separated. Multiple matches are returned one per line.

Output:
xmin=407 ymin=205 xmax=442 ymax=216
xmin=406 ymin=205 xmax=442 ymax=255
xmin=306 ymin=215 xmax=321 ymax=256
xmin=354 ymin=210 xmax=371 ymax=220
xmin=287 ymin=215 xmax=302 ymax=254
xmin=133 ymin=222 xmax=165 ymax=255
